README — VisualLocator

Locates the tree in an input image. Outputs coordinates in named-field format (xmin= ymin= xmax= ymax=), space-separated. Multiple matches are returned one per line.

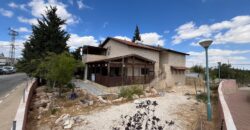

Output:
xmin=71 ymin=47 xmax=82 ymax=60
xmin=190 ymin=65 xmax=204 ymax=76
xmin=132 ymin=25 xmax=141 ymax=42
xmin=17 ymin=6 xmax=70 ymax=79
xmin=41 ymin=52 xmax=78 ymax=96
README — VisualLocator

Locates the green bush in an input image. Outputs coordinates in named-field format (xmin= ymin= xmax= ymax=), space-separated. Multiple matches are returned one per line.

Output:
xmin=196 ymin=92 xmax=207 ymax=102
xmin=119 ymin=86 xmax=143 ymax=100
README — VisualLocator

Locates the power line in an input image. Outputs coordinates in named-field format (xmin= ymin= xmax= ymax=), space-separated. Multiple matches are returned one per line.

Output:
xmin=8 ymin=28 xmax=18 ymax=66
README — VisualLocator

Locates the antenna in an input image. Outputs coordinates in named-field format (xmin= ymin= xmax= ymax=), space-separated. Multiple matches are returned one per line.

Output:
xmin=8 ymin=28 xmax=19 ymax=66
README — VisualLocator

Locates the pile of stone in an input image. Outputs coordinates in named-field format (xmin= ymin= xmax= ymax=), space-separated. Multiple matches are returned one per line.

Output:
xmin=55 ymin=114 xmax=88 ymax=129
xmin=31 ymin=86 xmax=55 ymax=119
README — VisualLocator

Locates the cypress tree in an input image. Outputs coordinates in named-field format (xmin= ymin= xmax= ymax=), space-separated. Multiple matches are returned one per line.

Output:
xmin=18 ymin=6 xmax=70 ymax=77
xmin=132 ymin=25 xmax=141 ymax=42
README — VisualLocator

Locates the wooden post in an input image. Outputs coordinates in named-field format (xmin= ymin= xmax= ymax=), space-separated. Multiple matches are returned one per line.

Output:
xmin=144 ymin=64 xmax=146 ymax=84
xmin=132 ymin=56 xmax=135 ymax=84
xmin=107 ymin=62 xmax=110 ymax=76
xmin=100 ymin=64 xmax=102 ymax=75
xmin=122 ymin=58 xmax=124 ymax=86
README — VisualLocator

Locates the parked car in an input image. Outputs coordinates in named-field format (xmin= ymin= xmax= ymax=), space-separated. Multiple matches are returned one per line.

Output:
xmin=0 ymin=68 xmax=5 ymax=74
xmin=2 ymin=66 xmax=16 ymax=74
xmin=0 ymin=67 xmax=11 ymax=74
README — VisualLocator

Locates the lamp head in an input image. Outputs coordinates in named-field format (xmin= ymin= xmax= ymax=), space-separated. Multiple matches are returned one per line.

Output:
xmin=199 ymin=39 xmax=213 ymax=49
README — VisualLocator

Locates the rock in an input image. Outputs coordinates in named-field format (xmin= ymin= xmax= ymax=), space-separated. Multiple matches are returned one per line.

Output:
xmin=73 ymin=116 xmax=85 ymax=123
xmin=88 ymin=100 xmax=94 ymax=106
xmin=37 ymin=115 xmax=41 ymax=120
xmin=132 ymin=94 xmax=139 ymax=99
xmin=112 ymin=97 xmax=123 ymax=103
xmin=50 ymin=115 xmax=56 ymax=118
xmin=144 ymin=87 xmax=150 ymax=93
xmin=41 ymin=99 xmax=50 ymax=104
xmin=55 ymin=114 xmax=70 ymax=125
xmin=150 ymin=87 xmax=158 ymax=95
xmin=63 ymin=118 xmax=74 ymax=129
xmin=139 ymin=95 xmax=145 ymax=98
xmin=36 ymin=86 xmax=46 ymax=93
xmin=98 ymin=96 xmax=107 ymax=103
xmin=144 ymin=92 xmax=152 ymax=97
xmin=184 ymin=92 xmax=190 ymax=96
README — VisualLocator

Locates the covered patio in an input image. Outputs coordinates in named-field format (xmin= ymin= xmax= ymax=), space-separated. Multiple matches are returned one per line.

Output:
xmin=86 ymin=54 xmax=155 ymax=87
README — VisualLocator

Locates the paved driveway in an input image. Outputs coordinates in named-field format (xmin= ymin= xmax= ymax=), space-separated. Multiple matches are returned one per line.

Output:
xmin=74 ymin=80 xmax=107 ymax=96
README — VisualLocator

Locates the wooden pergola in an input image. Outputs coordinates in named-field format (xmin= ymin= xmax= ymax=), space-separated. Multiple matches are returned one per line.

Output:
xmin=86 ymin=54 xmax=155 ymax=87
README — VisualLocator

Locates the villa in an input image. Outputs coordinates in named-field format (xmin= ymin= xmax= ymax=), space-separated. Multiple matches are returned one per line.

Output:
xmin=82 ymin=37 xmax=189 ymax=87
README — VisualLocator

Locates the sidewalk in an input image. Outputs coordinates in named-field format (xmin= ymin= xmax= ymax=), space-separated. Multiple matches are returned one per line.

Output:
xmin=0 ymin=82 xmax=26 ymax=130
xmin=222 ymin=80 xmax=250 ymax=130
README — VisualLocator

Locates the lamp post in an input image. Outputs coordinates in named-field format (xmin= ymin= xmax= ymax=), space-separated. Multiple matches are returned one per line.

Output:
xmin=199 ymin=39 xmax=213 ymax=121
xmin=218 ymin=62 xmax=221 ymax=82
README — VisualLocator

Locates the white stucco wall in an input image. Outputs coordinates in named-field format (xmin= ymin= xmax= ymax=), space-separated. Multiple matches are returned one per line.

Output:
xmin=160 ymin=51 xmax=186 ymax=86
xmin=103 ymin=40 xmax=160 ymax=75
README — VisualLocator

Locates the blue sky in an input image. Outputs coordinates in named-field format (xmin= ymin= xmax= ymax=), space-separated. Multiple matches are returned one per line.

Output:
xmin=0 ymin=0 xmax=250 ymax=69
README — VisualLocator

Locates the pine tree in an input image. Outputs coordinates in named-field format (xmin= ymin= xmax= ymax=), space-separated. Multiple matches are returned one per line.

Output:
xmin=18 ymin=6 xmax=70 ymax=77
xmin=132 ymin=25 xmax=141 ymax=42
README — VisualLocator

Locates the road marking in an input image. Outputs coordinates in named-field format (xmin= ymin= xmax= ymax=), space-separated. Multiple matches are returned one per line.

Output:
xmin=0 ymin=100 xmax=2 ymax=104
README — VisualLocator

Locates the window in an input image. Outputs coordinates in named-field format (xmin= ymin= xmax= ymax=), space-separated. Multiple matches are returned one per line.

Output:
xmin=141 ymin=68 xmax=149 ymax=75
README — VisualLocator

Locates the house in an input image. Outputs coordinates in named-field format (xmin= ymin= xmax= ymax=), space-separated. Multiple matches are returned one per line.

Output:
xmin=82 ymin=37 xmax=189 ymax=87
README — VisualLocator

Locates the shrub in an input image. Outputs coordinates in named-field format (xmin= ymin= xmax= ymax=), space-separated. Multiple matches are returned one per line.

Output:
xmin=119 ymin=86 xmax=143 ymax=100
xmin=196 ymin=92 xmax=207 ymax=102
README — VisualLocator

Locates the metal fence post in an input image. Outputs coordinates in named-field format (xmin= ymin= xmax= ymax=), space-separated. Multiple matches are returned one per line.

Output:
xmin=12 ymin=121 xmax=16 ymax=130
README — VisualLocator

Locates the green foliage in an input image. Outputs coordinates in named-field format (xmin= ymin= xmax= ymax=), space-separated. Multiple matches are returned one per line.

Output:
xmin=71 ymin=47 xmax=83 ymax=60
xmin=46 ymin=53 xmax=77 ymax=85
xmin=37 ymin=52 xmax=81 ymax=96
xmin=132 ymin=25 xmax=141 ymax=42
xmin=191 ymin=64 xmax=250 ymax=85
xmin=119 ymin=86 xmax=143 ymax=100
xmin=190 ymin=65 xmax=204 ymax=74
xmin=17 ymin=6 xmax=70 ymax=77
xmin=196 ymin=92 xmax=207 ymax=103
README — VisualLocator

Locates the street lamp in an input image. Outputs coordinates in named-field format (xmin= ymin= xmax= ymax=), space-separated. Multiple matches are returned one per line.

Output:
xmin=218 ymin=62 xmax=221 ymax=82
xmin=199 ymin=39 xmax=213 ymax=121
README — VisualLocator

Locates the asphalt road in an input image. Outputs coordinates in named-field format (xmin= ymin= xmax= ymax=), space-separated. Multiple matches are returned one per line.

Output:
xmin=0 ymin=73 xmax=27 ymax=98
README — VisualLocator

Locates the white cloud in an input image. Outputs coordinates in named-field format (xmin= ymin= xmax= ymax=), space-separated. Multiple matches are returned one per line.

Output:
xmin=67 ymin=34 xmax=99 ymax=49
xmin=114 ymin=36 xmax=131 ymax=41
xmin=77 ymin=0 xmax=92 ymax=10
xmin=8 ymin=2 xmax=28 ymax=11
xmin=173 ymin=15 xmax=250 ymax=45
xmin=0 ymin=8 xmax=14 ymax=17
xmin=8 ymin=2 xmax=18 ymax=8
xmin=15 ymin=27 xmax=31 ymax=33
xmin=18 ymin=16 xmax=38 ymax=25
xmin=187 ymin=49 xmax=250 ymax=69
xmin=15 ymin=0 xmax=79 ymax=26
xmin=114 ymin=32 xmax=165 ymax=46
xmin=141 ymin=32 xmax=165 ymax=46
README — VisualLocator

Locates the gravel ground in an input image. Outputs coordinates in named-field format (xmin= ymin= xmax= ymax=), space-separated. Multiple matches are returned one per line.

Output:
xmin=73 ymin=90 xmax=199 ymax=130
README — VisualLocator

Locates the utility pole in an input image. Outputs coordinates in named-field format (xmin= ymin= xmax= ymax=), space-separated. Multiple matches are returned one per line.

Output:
xmin=8 ymin=28 xmax=19 ymax=66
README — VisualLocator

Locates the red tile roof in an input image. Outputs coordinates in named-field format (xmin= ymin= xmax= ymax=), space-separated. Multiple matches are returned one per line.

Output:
xmin=100 ymin=37 xmax=189 ymax=55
